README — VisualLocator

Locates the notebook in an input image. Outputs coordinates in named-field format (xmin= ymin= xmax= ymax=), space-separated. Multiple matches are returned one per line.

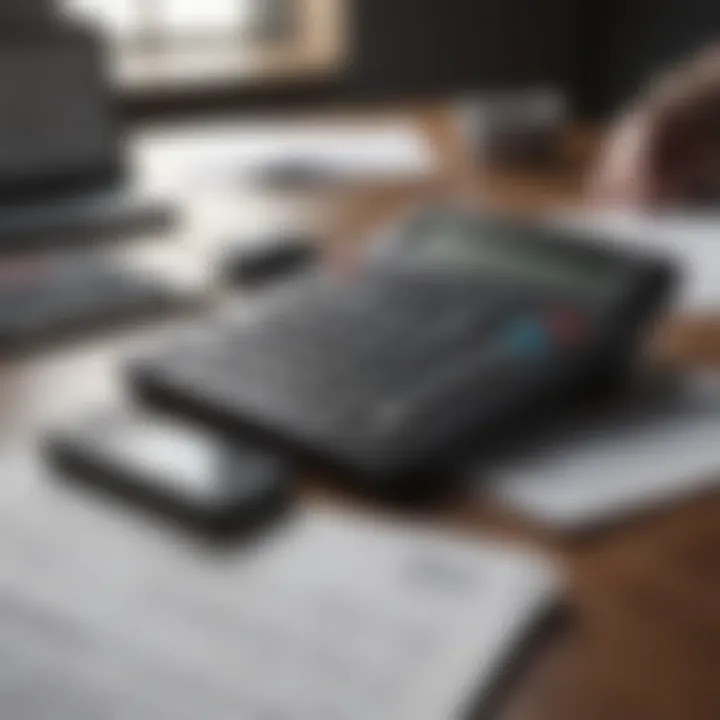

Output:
xmin=0 ymin=455 xmax=560 ymax=719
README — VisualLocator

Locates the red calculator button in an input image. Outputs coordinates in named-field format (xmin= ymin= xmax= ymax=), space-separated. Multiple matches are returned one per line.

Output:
xmin=548 ymin=309 xmax=588 ymax=345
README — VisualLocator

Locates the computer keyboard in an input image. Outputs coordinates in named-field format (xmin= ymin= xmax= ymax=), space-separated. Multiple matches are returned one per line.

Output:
xmin=0 ymin=253 xmax=193 ymax=351
xmin=0 ymin=190 xmax=175 ymax=250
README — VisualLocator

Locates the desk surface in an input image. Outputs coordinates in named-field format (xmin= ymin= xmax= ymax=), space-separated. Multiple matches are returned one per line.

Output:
xmin=2 ymin=106 xmax=719 ymax=720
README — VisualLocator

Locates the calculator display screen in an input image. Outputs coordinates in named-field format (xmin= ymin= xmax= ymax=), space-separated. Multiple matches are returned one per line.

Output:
xmin=411 ymin=220 xmax=627 ymax=297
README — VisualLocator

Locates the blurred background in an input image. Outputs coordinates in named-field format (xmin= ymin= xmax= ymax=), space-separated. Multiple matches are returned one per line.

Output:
xmin=52 ymin=0 xmax=719 ymax=120
xmin=0 ymin=2 xmax=719 ymax=720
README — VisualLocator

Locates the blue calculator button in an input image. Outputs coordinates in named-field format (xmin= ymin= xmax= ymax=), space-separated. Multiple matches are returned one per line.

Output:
xmin=503 ymin=318 xmax=550 ymax=358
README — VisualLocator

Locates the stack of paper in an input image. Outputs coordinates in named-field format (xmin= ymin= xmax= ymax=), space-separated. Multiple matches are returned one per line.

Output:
xmin=0 ymin=453 xmax=560 ymax=719
xmin=135 ymin=121 xmax=439 ymax=191
xmin=480 ymin=372 xmax=720 ymax=530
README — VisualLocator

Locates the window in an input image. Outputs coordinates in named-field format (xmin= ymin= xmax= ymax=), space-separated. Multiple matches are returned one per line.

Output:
xmin=62 ymin=0 xmax=276 ymax=46
xmin=60 ymin=0 xmax=346 ymax=95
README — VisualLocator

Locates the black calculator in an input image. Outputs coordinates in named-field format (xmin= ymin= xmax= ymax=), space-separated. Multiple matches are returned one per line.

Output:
xmin=130 ymin=207 xmax=677 ymax=497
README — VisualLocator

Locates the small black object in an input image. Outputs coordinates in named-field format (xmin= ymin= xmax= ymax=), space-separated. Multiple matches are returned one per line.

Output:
xmin=220 ymin=234 xmax=318 ymax=286
xmin=130 ymin=206 xmax=677 ymax=499
xmin=45 ymin=410 xmax=292 ymax=539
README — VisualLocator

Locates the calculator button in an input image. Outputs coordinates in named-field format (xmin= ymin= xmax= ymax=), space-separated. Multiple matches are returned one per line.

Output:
xmin=502 ymin=318 xmax=550 ymax=358
xmin=547 ymin=308 xmax=588 ymax=345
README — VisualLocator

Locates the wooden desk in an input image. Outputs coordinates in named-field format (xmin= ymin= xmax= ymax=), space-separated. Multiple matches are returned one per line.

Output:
xmin=2 ymin=106 xmax=719 ymax=720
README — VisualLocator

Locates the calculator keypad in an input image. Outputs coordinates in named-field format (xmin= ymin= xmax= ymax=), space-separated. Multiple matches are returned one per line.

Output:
xmin=135 ymin=267 xmax=591 ymax=478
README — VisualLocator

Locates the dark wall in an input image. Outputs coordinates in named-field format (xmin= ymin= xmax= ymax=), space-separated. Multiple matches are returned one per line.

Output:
xmin=347 ymin=0 xmax=720 ymax=117
xmin=346 ymin=0 xmax=575 ymax=100
xmin=91 ymin=0 xmax=720 ymax=121
xmin=573 ymin=0 xmax=720 ymax=117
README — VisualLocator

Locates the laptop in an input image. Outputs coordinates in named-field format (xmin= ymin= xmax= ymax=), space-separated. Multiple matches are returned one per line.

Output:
xmin=0 ymin=23 xmax=174 ymax=251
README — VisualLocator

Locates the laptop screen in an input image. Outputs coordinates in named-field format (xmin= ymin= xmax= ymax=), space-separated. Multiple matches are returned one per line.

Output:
xmin=0 ymin=29 xmax=119 ymax=199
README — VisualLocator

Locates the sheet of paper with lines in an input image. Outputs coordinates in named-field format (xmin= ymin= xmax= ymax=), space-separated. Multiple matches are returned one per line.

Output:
xmin=0 ymin=455 xmax=558 ymax=720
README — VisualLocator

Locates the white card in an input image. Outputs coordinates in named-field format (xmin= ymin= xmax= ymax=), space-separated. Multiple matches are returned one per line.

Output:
xmin=554 ymin=210 xmax=720 ymax=313
xmin=479 ymin=372 xmax=720 ymax=530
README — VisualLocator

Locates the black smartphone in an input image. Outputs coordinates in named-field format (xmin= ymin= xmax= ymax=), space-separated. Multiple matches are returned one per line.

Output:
xmin=45 ymin=410 xmax=293 ymax=539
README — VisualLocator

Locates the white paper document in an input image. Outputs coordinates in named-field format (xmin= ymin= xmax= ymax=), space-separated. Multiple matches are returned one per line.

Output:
xmin=480 ymin=372 xmax=720 ymax=530
xmin=556 ymin=210 xmax=720 ymax=313
xmin=135 ymin=121 xmax=439 ymax=191
xmin=0 ymin=454 xmax=559 ymax=720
